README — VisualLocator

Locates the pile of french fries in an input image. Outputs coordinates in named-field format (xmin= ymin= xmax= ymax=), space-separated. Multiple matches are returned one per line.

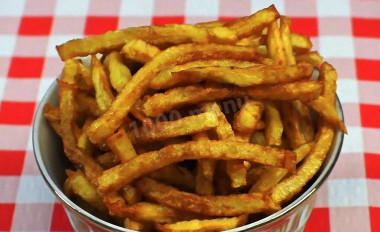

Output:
xmin=43 ymin=5 xmax=346 ymax=232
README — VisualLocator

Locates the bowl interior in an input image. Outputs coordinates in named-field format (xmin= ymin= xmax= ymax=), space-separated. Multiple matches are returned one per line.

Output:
xmin=33 ymin=80 xmax=344 ymax=232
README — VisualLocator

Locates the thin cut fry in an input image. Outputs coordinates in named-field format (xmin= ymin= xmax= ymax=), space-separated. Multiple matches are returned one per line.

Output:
xmin=76 ymin=92 xmax=102 ymax=117
xmin=104 ymin=51 xmax=132 ymax=92
xmin=136 ymin=177 xmax=272 ymax=216
xmin=150 ymin=164 xmax=196 ymax=191
xmin=167 ymin=62 xmax=313 ymax=87
xmin=290 ymin=33 xmax=313 ymax=54
xmin=280 ymin=16 xmax=296 ymax=65
xmin=128 ymin=112 xmax=219 ymax=144
xmin=121 ymin=39 xmax=161 ymax=63
xmin=233 ymin=100 xmax=264 ymax=136
xmin=264 ymin=102 xmax=283 ymax=146
xmin=121 ymin=185 xmax=142 ymax=205
xmin=296 ymin=51 xmax=323 ymax=67
xmin=88 ymin=44 xmax=261 ymax=144
xmin=97 ymin=140 xmax=296 ymax=193
xmin=107 ymin=128 xmax=137 ymax=163
xmin=43 ymin=103 xmax=61 ymax=136
xmin=91 ymin=55 xmax=114 ymax=113
xmin=267 ymin=20 xmax=286 ymax=65
xmin=142 ymin=81 xmax=322 ymax=117
xmin=193 ymin=132 xmax=215 ymax=195
xmin=77 ymin=117 xmax=95 ymax=155
xmin=280 ymin=102 xmax=307 ymax=149
xmin=226 ymin=5 xmax=280 ymax=39
xmin=155 ymin=217 xmax=245 ymax=232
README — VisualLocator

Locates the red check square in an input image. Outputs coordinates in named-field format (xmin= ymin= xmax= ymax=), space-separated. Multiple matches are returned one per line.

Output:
xmin=50 ymin=203 xmax=74 ymax=232
xmin=0 ymin=101 xmax=36 ymax=125
xmin=304 ymin=208 xmax=330 ymax=232
xmin=370 ymin=207 xmax=380 ymax=232
xmin=152 ymin=16 xmax=185 ymax=26
xmin=218 ymin=16 xmax=238 ymax=22
xmin=290 ymin=17 xmax=318 ymax=37
xmin=0 ymin=204 xmax=15 ymax=231
xmin=356 ymin=59 xmax=380 ymax=81
xmin=0 ymin=150 xmax=25 ymax=175
xmin=8 ymin=57 xmax=45 ymax=78
xmin=365 ymin=153 xmax=380 ymax=179
xmin=84 ymin=16 xmax=119 ymax=36
xmin=361 ymin=104 xmax=380 ymax=128
xmin=353 ymin=18 xmax=380 ymax=38
xmin=18 ymin=17 xmax=53 ymax=35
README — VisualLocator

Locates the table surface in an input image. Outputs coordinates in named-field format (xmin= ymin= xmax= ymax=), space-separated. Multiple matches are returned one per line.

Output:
xmin=0 ymin=0 xmax=379 ymax=231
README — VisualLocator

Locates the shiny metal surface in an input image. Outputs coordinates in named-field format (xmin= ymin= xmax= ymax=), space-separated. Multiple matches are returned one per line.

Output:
xmin=33 ymin=80 xmax=344 ymax=232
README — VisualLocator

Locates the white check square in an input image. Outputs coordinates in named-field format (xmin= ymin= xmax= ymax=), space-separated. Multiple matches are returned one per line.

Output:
xmin=328 ymin=178 xmax=368 ymax=207
xmin=0 ymin=0 xmax=25 ymax=16
xmin=341 ymin=126 xmax=363 ymax=153
xmin=120 ymin=0 xmax=154 ymax=16
xmin=319 ymin=36 xmax=355 ymax=58
xmin=16 ymin=175 xmax=56 ymax=203
xmin=55 ymin=0 xmax=89 ymax=16
xmin=0 ymin=35 xmax=16 ymax=56
xmin=317 ymin=0 xmax=350 ymax=17
xmin=186 ymin=0 xmax=219 ymax=16
xmin=251 ymin=0 xmax=284 ymax=14
xmin=337 ymin=79 xmax=359 ymax=104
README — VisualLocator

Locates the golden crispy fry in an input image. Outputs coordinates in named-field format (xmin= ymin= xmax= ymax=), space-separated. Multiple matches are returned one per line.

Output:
xmin=95 ymin=151 xmax=120 ymax=169
xmin=271 ymin=120 xmax=334 ymax=204
xmin=250 ymin=142 xmax=313 ymax=193
xmin=124 ymin=218 xmax=150 ymax=231
xmin=76 ymin=92 xmax=102 ymax=117
xmin=307 ymin=63 xmax=347 ymax=133
xmin=226 ymin=5 xmax=280 ymax=39
xmin=77 ymin=117 xmax=95 ymax=155
xmin=267 ymin=21 xmax=286 ymax=65
xmin=121 ymin=185 xmax=142 ymax=205
xmin=107 ymin=128 xmax=136 ymax=163
xmin=250 ymin=131 xmax=266 ymax=145
xmin=150 ymin=164 xmax=196 ymax=191
xmin=290 ymin=33 xmax=313 ymax=54
xmin=233 ymin=100 xmax=264 ymax=135
xmin=200 ymin=102 xmax=246 ymax=188
xmin=59 ymin=59 xmax=103 ymax=185
xmin=104 ymin=51 xmax=132 ymax=92
xmin=91 ymin=55 xmax=115 ymax=113
xmin=280 ymin=16 xmax=296 ymax=65
xmin=296 ymin=51 xmax=323 ymax=67
xmin=150 ymin=60 xmax=257 ymax=90
xmin=293 ymin=100 xmax=315 ymax=142
xmin=195 ymin=20 xmax=225 ymax=28
xmin=87 ymin=44 xmax=261 ymax=144
xmin=78 ymin=61 xmax=93 ymax=89
xmin=136 ymin=177 xmax=272 ymax=216
xmin=63 ymin=177 xmax=74 ymax=197
xmin=142 ymin=81 xmax=322 ymax=117
xmin=121 ymin=39 xmax=161 ymax=63
xmin=155 ymin=217 xmax=245 ymax=232
xmin=97 ymin=140 xmax=296 ymax=193
xmin=168 ymin=62 xmax=313 ymax=87
xmin=193 ymin=132 xmax=215 ymax=196
xmin=66 ymin=170 xmax=106 ymax=211
xmin=280 ymin=101 xmax=307 ymax=149
xmin=128 ymin=112 xmax=219 ymax=144
xmin=236 ymin=35 xmax=261 ymax=47
xmin=43 ymin=103 xmax=61 ymax=136
xmin=56 ymin=24 xmax=238 ymax=60
xmin=264 ymin=102 xmax=283 ymax=146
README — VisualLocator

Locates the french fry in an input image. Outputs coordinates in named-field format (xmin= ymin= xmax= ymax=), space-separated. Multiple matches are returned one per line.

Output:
xmin=97 ymin=140 xmax=296 ymax=193
xmin=136 ymin=177 xmax=272 ymax=216
xmin=150 ymin=164 xmax=196 ymax=191
xmin=87 ymin=44 xmax=262 ymax=144
xmin=193 ymin=132 xmax=216 ymax=196
xmin=264 ymin=102 xmax=283 ymax=146
xmin=250 ymin=131 xmax=266 ymax=145
xmin=77 ymin=117 xmax=95 ymax=155
xmin=76 ymin=92 xmax=102 ymax=117
xmin=96 ymin=151 xmax=120 ymax=169
xmin=142 ymin=81 xmax=322 ymax=117
xmin=166 ymin=62 xmax=313 ymax=87
xmin=103 ymin=51 xmax=132 ymax=92
xmin=226 ymin=5 xmax=280 ymax=39
xmin=290 ymin=33 xmax=313 ymax=54
xmin=107 ymin=128 xmax=136 ymax=163
xmin=296 ymin=51 xmax=323 ymax=67
xmin=280 ymin=16 xmax=296 ymax=65
xmin=280 ymin=101 xmax=307 ymax=149
xmin=43 ymin=103 xmax=61 ymax=136
xmin=121 ymin=39 xmax=161 ymax=63
xmin=267 ymin=21 xmax=286 ymax=65
xmin=91 ymin=55 xmax=115 ymax=113
xmin=293 ymin=100 xmax=315 ymax=142
xmin=124 ymin=218 xmax=150 ymax=231
xmin=128 ymin=112 xmax=219 ymax=144
xmin=200 ymin=102 xmax=246 ymax=188
xmin=121 ymin=185 xmax=142 ymax=205
xmin=59 ymin=59 xmax=103 ymax=185
xmin=233 ymin=100 xmax=264 ymax=141
xmin=155 ymin=217 xmax=245 ymax=232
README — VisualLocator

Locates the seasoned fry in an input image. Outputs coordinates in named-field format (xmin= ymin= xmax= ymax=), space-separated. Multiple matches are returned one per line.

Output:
xmin=87 ymin=44 xmax=261 ymax=144
xmin=136 ymin=177 xmax=272 ymax=216
xmin=142 ymin=81 xmax=322 ymax=117
xmin=296 ymin=51 xmax=323 ymax=67
xmin=91 ymin=55 xmax=114 ymax=113
xmin=226 ymin=5 xmax=280 ymax=38
xmin=76 ymin=92 xmax=102 ymax=117
xmin=43 ymin=103 xmax=61 ymax=136
xmin=280 ymin=102 xmax=307 ymax=149
xmin=96 ymin=151 xmax=120 ymax=169
xmin=77 ymin=117 xmax=95 ymax=155
xmin=267 ymin=21 xmax=286 ymax=65
xmin=165 ymin=62 xmax=313 ymax=87
xmin=104 ymin=51 xmax=132 ymax=93
xmin=290 ymin=33 xmax=313 ymax=54
xmin=155 ymin=217 xmax=245 ymax=232
xmin=128 ymin=112 xmax=219 ymax=144
xmin=97 ymin=140 xmax=296 ymax=193
xmin=121 ymin=185 xmax=142 ymax=205
xmin=250 ymin=131 xmax=266 ymax=145
xmin=150 ymin=164 xmax=196 ymax=191
xmin=264 ymin=102 xmax=283 ymax=146
xmin=233 ymin=100 xmax=264 ymax=136
xmin=280 ymin=16 xmax=296 ymax=65
xmin=107 ymin=128 xmax=136 ymax=163
xmin=121 ymin=39 xmax=161 ymax=63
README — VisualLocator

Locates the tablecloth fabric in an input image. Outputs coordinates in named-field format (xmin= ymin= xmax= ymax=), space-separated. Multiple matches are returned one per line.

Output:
xmin=0 ymin=0 xmax=379 ymax=231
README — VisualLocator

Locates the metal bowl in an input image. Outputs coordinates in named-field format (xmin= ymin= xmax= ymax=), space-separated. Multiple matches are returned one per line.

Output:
xmin=33 ymin=80 xmax=344 ymax=232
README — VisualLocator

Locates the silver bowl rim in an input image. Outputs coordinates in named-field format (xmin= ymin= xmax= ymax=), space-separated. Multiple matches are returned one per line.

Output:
xmin=33 ymin=80 xmax=344 ymax=232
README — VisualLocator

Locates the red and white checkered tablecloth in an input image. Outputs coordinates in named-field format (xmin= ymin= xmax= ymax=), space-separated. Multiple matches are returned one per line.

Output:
xmin=0 ymin=0 xmax=379 ymax=231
